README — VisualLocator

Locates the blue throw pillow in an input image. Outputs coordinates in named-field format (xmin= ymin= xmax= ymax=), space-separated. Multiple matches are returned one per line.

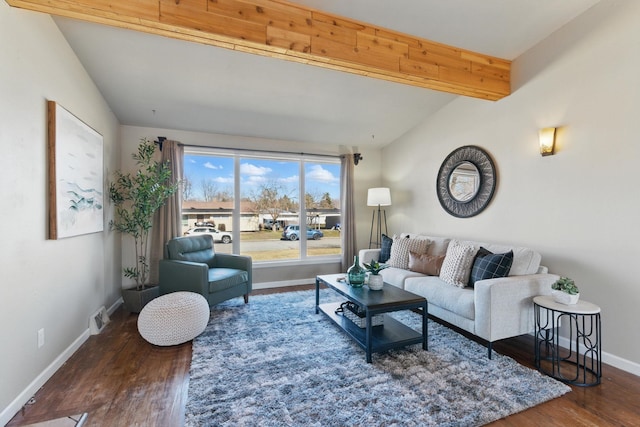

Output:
xmin=469 ymin=247 xmax=513 ymax=287
xmin=379 ymin=234 xmax=393 ymax=263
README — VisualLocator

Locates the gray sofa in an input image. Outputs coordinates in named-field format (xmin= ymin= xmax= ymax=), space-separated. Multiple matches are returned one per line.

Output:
xmin=359 ymin=234 xmax=559 ymax=358
xmin=159 ymin=235 xmax=252 ymax=307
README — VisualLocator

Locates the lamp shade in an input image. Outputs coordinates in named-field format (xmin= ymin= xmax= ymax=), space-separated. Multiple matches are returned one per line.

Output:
xmin=539 ymin=127 xmax=557 ymax=156
xmin=367 ymin=187 xmax=392 ymax=206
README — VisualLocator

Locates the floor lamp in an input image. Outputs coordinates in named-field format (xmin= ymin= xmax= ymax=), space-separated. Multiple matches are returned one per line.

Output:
xmin=368 ymin=187 xmax=391 ymax=248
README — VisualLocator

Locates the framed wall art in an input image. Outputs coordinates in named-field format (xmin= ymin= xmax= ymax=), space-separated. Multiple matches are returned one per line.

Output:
xmin=48 ymin=100 xmax=104 ymax=239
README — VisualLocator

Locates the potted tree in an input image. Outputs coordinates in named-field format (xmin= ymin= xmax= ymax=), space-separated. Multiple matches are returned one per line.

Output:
xmin=551 ymin=276 xmax=580 ymax=305
xmin=363 ymin=260 xmax=389 ymax=290
xmin=109 ymin=138 xmax=179 ymax=312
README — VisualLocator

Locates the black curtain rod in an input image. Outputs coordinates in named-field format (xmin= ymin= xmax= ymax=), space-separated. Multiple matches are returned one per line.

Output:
xmin=184 ymin=143 xmax=344 ymax=160
xmin=155 ymin=136 xmax=362 ymax=164
xmin=155 ymin=136 xmax=351 ymax=161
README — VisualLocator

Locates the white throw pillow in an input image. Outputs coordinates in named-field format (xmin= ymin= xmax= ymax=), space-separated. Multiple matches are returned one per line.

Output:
xmin=439 ymin=240 xmax=478 ymax=288
xmin=388 ymin=236 xmax=430 ymax=269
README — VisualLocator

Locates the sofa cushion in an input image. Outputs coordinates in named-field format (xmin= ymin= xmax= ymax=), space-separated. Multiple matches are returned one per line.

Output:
xmin=399 ymin=233 xmax=449 ymax=256
xmin=389 ymin=235 xmax=542 ymax=276
xmin=405 ymin=276 xmax=475 ymax=320
xmin=439 ymin=240 xmax=478 ymax=288
xmin=208 ymin=268 xmax=249 ymax=293
xmin=387 ymin=236 xmax=430 ymax=269
xmin=469 ymin=247 xmax=513 ymax=287
xmin=425 ymin=236 xmax=451 ymax=256
xmin=461 ymin=241 xmax=541 ymax=276
xmin=380 ymin=267 xmax=425 ymax=290
xmin=379 ymin=234 xmax=393 ymax=263
xmin=408 ymin=252 xmax=445 ymax=276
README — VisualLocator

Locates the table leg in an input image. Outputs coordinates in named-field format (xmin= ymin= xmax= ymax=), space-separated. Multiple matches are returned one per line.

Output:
xmin=422 ymin=301 xmax=428 ymax=351
xmin=534 ymin=303 xmax=541 ymax=368
xmin=366 ymin=310 xmax=372 ymax=363
xmin=315 ymin=277 xmax=320 ymax=314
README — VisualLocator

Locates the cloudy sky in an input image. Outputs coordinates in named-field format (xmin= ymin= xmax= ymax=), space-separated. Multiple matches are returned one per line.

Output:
xmin=184 ymin=153 xmax=341 ymax=202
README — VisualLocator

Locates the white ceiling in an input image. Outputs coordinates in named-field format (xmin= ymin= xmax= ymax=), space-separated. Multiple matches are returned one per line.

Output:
xmin=53 ymin=0 xmax=599 ymax=149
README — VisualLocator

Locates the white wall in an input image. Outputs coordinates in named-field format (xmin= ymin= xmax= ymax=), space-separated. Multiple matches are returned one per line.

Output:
xmin=383 ymin=0 xmax=640 ymax=372
xmin=0 ymin=3 xmax=121 ymax=422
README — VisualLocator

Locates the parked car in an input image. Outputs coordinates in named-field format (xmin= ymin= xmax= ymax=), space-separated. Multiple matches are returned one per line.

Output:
xmin=184 ymin=227 xmax=232 ymax=244
xmin=282 ymin=225 xmax=323 ymax=241
xmin=263 ymin=220 xmax=281 ymax=231
xmin=194 ymin=221 xmax=215 ymax=227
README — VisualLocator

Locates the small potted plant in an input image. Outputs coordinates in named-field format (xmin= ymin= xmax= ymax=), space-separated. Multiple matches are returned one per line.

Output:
xmin=551 ymin=277 xmax=580 ymax=305
xmin=363 ymin=260 xmax=389 ymax=291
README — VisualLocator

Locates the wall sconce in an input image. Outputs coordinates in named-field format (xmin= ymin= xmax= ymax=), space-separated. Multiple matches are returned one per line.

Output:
xmin=539 ymin=127 xmax=557 ymax=156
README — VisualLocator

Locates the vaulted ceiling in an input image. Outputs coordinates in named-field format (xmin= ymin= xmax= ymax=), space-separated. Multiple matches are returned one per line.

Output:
xmin=10 ymin=0 xmax=600 ymax=148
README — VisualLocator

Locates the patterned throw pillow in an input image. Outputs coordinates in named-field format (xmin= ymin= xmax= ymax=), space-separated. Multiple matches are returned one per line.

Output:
xmin=387 ymin=236 xmax=430 ymax=269
xmin=379 ymin=234 xmax=393 ymax=263
xmin=468 ymin=247 xmax=514 ymax=287
xmin=439 ymin=240 xmax=478 ymax=288
xmin=408 ymin=252 xmax=445 ymax=276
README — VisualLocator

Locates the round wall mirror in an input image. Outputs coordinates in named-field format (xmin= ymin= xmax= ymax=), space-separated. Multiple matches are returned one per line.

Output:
xmin=437 ymin=146 xmax=496 ymax=218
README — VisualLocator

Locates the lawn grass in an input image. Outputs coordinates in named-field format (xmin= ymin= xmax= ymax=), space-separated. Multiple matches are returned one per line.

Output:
xmin=225 ymin=230 xmax=341 ymax=261
xmin=240 ymin=229 xmax=340 ymax=241
xmin=241 ymin=247 xmax=341 ymax=261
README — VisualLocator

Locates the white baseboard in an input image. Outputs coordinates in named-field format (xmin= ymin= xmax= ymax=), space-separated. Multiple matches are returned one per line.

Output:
xmin=557 ymin=336 xmax=640 ymax=377
xmin=603 ymin=351 xmax=640 ymax=377
xmin=0 ymin=329 xmax=90 ymax=426
xmin=0 ymin=297 xmax=124 ymax=426
xmin=108 ymin=297 xmax=123 ymax=315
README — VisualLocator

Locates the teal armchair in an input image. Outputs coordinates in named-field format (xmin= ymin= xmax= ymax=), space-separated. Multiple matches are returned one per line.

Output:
xmin=159 ymin=235 xmax=252 ymax=307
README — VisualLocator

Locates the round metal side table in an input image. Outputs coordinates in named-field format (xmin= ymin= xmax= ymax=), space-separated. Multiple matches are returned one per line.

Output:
xmin=534 ymin=295 xmax=601 ymax=387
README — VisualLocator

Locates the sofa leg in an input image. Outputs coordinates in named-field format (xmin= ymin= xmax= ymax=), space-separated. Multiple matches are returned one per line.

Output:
xmin=243 ymin=293 xmax=249 ymax=304
xmin=487 ymin=342 xmax=493 ymax=359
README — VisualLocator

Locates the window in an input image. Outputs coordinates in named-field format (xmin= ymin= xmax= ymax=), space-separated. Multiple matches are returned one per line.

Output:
xmin=304 ymin=161 xmax=341 ymax=257
xmin=182 ymin=149 xmax=342 ymax=263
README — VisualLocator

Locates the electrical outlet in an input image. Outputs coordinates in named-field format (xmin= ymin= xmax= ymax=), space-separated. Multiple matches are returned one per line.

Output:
xmin=37 ymin=328 xmax=45 ymax=348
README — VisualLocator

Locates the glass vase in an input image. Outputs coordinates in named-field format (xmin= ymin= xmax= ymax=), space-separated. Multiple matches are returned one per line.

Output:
xmin=347 ymin=255 xmax=366 ymax=287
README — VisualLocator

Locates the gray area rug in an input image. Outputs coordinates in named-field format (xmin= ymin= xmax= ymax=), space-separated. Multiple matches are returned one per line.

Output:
xmin=185 ymin=289 xmax=570 ymax=426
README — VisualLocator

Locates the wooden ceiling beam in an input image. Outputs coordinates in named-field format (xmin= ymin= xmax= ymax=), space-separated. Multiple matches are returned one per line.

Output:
xmin=7 ymin=0 xmax=510 ymax=100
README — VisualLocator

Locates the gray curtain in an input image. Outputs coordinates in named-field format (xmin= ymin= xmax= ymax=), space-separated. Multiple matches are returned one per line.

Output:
xmin=150 ymin=140 xmax=184 ymax=284
xmin=340 ymin=154 xmax=357 ymax=271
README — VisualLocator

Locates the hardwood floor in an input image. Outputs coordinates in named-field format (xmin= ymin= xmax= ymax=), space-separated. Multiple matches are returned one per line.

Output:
xmin=8 ymin=285 xmax=640 ymax=426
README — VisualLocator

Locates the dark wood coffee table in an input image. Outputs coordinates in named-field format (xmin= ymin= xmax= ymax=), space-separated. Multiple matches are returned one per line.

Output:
xmin=316 ymin=273 xmax=428 ymax=363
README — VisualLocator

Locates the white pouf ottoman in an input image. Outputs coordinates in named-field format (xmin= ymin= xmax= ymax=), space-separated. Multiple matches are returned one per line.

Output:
xmin=137 ymin=291 xmax=210 ymax=346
